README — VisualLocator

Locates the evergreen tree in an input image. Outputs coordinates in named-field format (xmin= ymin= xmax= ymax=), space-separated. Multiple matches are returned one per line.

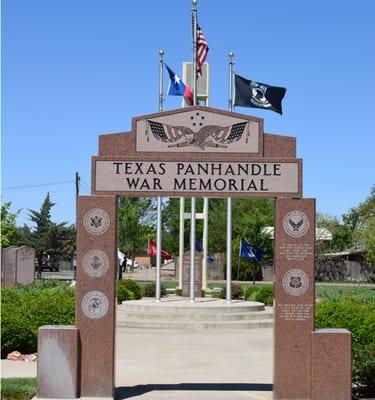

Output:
xmin=20 ymin=193 xmax=76 ymax=276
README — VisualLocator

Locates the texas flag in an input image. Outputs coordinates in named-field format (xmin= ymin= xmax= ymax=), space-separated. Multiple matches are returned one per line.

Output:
xmin=165 ymin=65 xmax=193 ymax=106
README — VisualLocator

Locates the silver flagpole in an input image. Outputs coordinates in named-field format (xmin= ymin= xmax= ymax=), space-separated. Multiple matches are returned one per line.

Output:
xmin=178 ymin=197 xmax=185 ymax=289
xmin=156 ymin=196 xmax=162 ymax=302
xmin=159 ymin=49 xmax=164 ymax=112
xmin=155 ymin=50 xmax=164 ymax=302
xmin=202 ymin=197 xmax=208 ymax=290
xmin=192 ymin=0 xmax=198 ymax=106
xmin=190 ymin=197 xmax=196 ymax=302
xmin=226 ymin=51 xmax=234 ymax=303
xmin=189 ymin=0 xmax=198 ymax=302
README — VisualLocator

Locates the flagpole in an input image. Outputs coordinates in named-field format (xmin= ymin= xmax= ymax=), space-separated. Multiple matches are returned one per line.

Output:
xmin=155 ymin=49 xmax=164 ymax=302
xmin=190 ymin=197 xmax=196 ymax=302
xmin=192 ymin=0 xmax=198 ymax=106
xmin=226 ymin=51 xmax=234 ymax=303
xmin=159 ymin=49 xmax=164 ymax=112
xmin=178 ymin=197 xmax=185 ymax=289
xmin=228 ymin=51 xmax=234 ymax=111
xmin=190 ymin=0 xmax=198 ymax=301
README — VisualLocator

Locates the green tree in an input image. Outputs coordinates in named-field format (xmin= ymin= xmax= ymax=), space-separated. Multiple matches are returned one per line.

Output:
xmin=162 ymin=197 xmax=274 ymax=280
xmin=231 ymin=198 xmax=274 ymax=280
xmin=1 ymin=202 xmax=20 ymax=247
xmin=19 ymin=193 xmax=76 ymax=276
xmin=118 ymin=197 xmax=155 ymax=265
xmin=343 ymin=186 xmax=375 ymax=268
xmin=316 ymin=212 xmax=354 ymax=253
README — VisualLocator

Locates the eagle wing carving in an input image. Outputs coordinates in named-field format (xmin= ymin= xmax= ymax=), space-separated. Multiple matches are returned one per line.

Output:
xmin=211 ymin=122 xmax=247 ymax=144
xmin=147 ymin=119 xmax=248 ymax=147
xmin=147 ymin=120 xmax=193 ymax=143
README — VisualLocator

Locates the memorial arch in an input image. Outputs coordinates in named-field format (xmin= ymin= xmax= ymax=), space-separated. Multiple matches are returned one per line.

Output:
xmin=37 ymin=106 xmax=351 ymax=400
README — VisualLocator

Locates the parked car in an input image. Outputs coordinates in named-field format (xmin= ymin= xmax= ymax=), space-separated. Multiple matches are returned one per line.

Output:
xmin=35 ymin=256 xmax=59 ymax=272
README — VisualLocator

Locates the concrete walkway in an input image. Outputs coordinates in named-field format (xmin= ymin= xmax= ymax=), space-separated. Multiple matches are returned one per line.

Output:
xmin=2 ymin=326 xmax=273 ymax=400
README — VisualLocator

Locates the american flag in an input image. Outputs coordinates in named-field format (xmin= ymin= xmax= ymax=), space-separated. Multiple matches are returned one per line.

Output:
xmin=197 ymin=25 xmax=209 ymax=77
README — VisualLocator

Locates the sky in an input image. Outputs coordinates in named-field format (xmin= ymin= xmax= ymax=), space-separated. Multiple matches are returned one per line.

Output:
xmin=2 ymin=0 xmax=375 ymax=227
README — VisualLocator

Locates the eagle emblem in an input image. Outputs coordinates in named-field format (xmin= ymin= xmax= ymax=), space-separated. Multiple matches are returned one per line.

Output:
xmin=147 ymin=119 xmax=248 ymax=150
xmin=288 ymin=218 xmax=304 ymax=232
xmin=90 ymin=216 xmax=103 ymax=228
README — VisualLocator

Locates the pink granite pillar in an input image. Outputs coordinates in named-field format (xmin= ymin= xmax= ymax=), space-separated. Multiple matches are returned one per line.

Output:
xmin=311 ymin=329 xmax=352 ymax=400
xmin=274 ymin=198 xmax=315 ymax=400
xmin=76 ymin=195 xmax=117 ymax=398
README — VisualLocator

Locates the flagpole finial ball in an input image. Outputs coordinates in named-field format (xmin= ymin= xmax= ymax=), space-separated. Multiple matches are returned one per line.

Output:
xmin=159 ymin=49 xmax=164 ymax=57
xmin=192 ymin=0 xmax=198 ymax=6
xmin=229 ymin=51 xmax=234 ymax=59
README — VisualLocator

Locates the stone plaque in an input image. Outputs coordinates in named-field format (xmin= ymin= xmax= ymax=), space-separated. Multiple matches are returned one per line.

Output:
xmin=182 ymin=251 xmax=202 ymax=297
xmin=82 ymin=291 xmax=109 ymax=319
xmin=83 ymin=208 xmax=110 ymax=235
xmin=94 ymin=159 xmax=301 ymax=197
xmin=283 ymin=210 xmax=310 ymax=238
xmin=282 ymin=268 xmax=309 ymax=296
xmin=83 ymin=250 xmax=109 ymax=278
xmin=16 ymin=246 xmax=35 ymax=286
xmin=274 ymin=198 xmax=315 ymax=400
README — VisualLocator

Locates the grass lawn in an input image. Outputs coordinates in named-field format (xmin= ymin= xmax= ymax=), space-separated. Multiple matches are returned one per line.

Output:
xmin=1 ymin=378 xmax=36 ymax=400
xmin=133 ymin=279 xmax=374 ymax=300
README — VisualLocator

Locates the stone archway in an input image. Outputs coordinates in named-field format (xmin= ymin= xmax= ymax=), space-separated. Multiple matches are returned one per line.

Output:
xmin=38 ymin=106 xmax=351 ymax=400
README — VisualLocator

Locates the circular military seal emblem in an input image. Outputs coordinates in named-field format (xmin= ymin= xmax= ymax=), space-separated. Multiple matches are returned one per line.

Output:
xmin=83 ymin=208 xmax=110 ymax=235
xmin=83 ymin=250 xmax=109 ymax=278
xmin=283 ymin=210 xmax=309 ymax=238
xmin=282 ymin=269 xmax=309 ymax=296
xmin=81 ymin=291 xmax=109 ymax=319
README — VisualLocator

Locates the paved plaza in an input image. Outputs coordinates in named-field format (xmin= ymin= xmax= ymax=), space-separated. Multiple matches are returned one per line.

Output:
xmin=2 ymin=326 xmax=273 ymax=400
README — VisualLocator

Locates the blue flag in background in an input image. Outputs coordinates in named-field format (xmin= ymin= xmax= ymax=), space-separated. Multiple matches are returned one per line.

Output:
xmin=239 ymin=239 xmax=263 ymax=262
xmin=195 ymin=240 xmax=214 ymax=264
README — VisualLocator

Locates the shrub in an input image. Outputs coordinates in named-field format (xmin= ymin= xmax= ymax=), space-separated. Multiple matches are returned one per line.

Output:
xmin=117 ymin=286 xmax=134 ymax=304
xmin=315 ymin=296 xmax=375 ymax=390
xmin=117 ymin=279 xmax=142 ymax=300
xmin=243 ymin=285 xmax=259 ymax=301
xmin=1 ymin=285 xmax=75 ymax=358
xmin=254 ymin=285 xmax=273 ymax=306
xmin=211 ymin=290 xmax=222 ymax=299
xmin=142 ymin=282 xmax=167 ymax=298
xmin=175 ymin=288 xmax=182 ymax=296
xmin=219 ymin=283 xmax=243 ymax=300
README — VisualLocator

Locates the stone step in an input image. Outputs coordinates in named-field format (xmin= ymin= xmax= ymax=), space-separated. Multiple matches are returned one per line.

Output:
xmin=116 ymin=298 xmax=273 ymax=329
xmin=117 ymin=318 xmax=274 ymax=329
xmin=118 ymin=298 xmax=266 ymax=314
xmin=119 ymin=310 xmax=273 ymax=321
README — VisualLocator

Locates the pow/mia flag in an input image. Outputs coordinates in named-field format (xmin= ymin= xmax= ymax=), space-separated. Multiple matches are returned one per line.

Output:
xmin=234 ymin=74 xmax=286 ymax=115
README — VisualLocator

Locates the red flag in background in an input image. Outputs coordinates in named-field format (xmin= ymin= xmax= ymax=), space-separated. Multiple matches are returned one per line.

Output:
xmin=147 ymin=239 xmax=172 ymax=260
xmin=147 ymin=239 xmax=157 ymax=256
